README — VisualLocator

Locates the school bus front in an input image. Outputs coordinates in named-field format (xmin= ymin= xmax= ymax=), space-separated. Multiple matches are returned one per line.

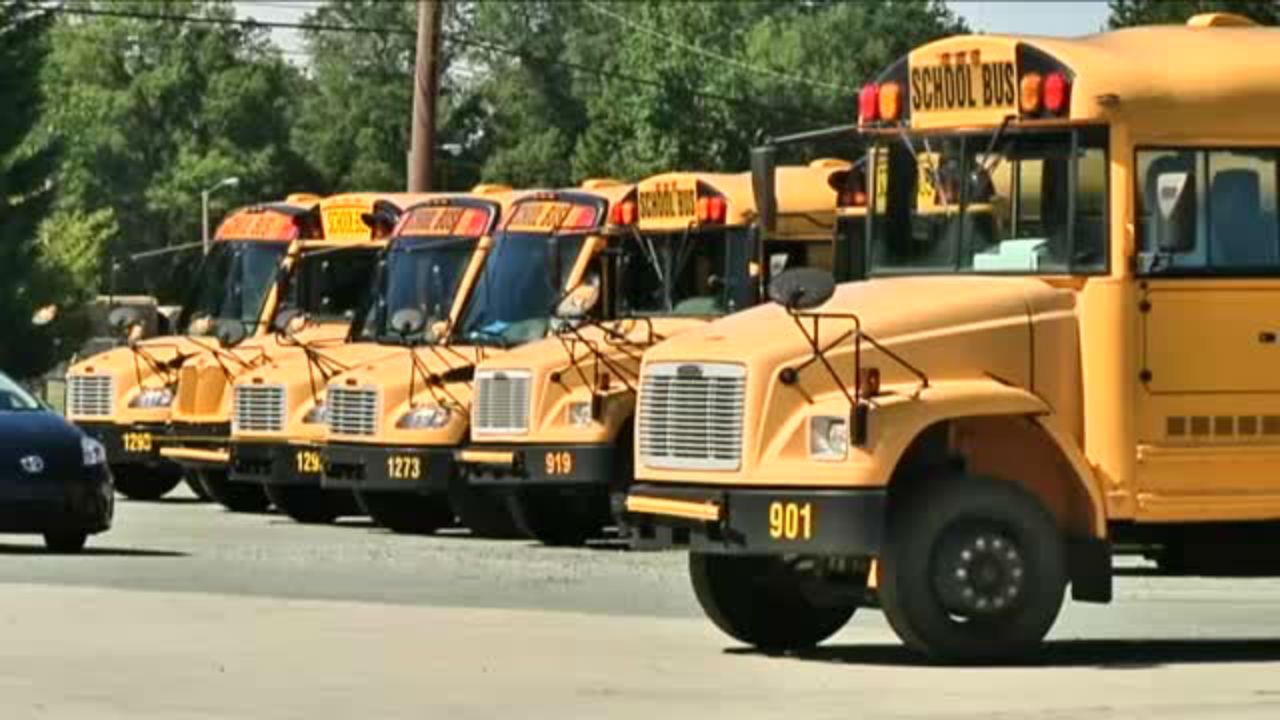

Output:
xmin=626 ymin=14 xmax=1280 ymax=663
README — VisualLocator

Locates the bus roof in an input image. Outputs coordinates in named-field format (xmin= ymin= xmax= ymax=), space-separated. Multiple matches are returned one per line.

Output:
xmin=213 ymin=196 xmax=321 ymax=242
xmin=501 ymin=181 xmax=635 ymax=234
xmin=635 ymin=161 xmax=848 ymax=237
xmin=875 ymin=15 xmax=1280 ymax=138
xmin=393 ymin=190 xmax=529 ymax=239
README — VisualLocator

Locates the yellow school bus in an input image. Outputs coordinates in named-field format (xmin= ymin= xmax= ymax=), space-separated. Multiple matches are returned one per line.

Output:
xmin=624 ymin=13 xmax=1280 ymax=662
xmin=458 ymin=162 xmax=857 ymax=546
xmin=65 ymin=194 xmax=323 ymax=501
xmin=159 ymin=192 xmax=425 ymax=512
xmin=226 ymin=187 xmax=521 ymax=524
xmin=320 ymin=182 xmax=632 ymax=535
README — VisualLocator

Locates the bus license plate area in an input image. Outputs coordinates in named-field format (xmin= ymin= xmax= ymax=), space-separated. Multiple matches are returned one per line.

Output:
xmin=723 ymin=491 xmax=887 ymax=555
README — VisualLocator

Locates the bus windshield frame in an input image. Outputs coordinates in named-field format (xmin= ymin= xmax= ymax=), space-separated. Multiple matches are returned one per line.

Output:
xmin=178 ymin=239 xmax=289 ymax=335
xmin=867 ymin=124 xmax=1109 ymax=278
xmin=615 ymin=226 xmax=753 ymax=318
xmin=275 ymin=245 xmax=383 ymax=327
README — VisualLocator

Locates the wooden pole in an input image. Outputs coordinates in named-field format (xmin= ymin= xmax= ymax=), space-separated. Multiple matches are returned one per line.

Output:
xmin=409 ymin=0 xmax=443 ymax=192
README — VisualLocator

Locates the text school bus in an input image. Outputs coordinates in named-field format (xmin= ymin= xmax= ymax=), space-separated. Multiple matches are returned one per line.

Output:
xmin=625 ymin=13 xmax=1280 ymax=662
xmin=459 ymin=162 xmax=859 ymax=546
xmin=227 ymin=187 xmax=521 ymax=524
xmin=159 ymin=193 xmax=422 ymax=512
xmin=65 ymin=195 xmax=323 ymax=501
xmin=320 ymin=182 xmax=633 ymax=536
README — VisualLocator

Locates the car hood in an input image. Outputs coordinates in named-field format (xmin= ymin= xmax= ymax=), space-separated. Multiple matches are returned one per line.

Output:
xmin=0 ymin=411 xmax=84 ymax=477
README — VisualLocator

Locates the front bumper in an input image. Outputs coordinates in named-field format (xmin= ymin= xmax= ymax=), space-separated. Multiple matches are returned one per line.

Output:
xmin=160 ymin=422 xmax=230 ymax=470
xmin=624 ymin=483 xmax=886 ymax=556
xmin=230 ymin=441 xmax=324 ymax=486
xmin=0 ymin=466 xmax=114 ymax=534
xmin=322 ymin=442 xmax=457 ymax=493
xmin=76 ymin=421 xmax=171 ymax=468
xmin=459 ymin=443 xmax=616 ymax=488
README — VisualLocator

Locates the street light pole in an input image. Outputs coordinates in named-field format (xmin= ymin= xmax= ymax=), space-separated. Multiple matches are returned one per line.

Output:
xmin=201 ymin=176 xmax=241 ymax=255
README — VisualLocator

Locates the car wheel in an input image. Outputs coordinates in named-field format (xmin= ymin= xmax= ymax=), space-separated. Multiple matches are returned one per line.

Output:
xmin=357 ymin=490 xmax=453 ymax=534
xmin=689 ymin=553 xmax=857 ymax=651
xmin=879 ymin=474 xmax=1067 ymax=664
xmin=199 ymin=469 xmax=271 ymax=513
xmin=112 ymin=465 xmax=182 ymax=501
xmin=43 ymin=530 xmax=87 ymax=553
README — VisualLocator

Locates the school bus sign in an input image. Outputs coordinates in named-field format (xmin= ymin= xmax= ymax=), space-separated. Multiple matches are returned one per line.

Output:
xmin=907 ymin=43 xmax=1018 ymax=126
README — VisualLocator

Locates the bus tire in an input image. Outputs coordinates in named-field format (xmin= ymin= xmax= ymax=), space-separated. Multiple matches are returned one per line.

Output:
xmin=265 ymin=485 xmax=356 ymax=524
xmin=506 ymin=489 xmax=604 ymax=547
xmin=112 ymin=465 xmax=182 ymax=501
xmin=43 ymin=530 xmax=88 ymax=553
xmin=448 ymin=482 xmax=524 ymax=539
xmin=199 ymin=469 xmax=271 ymax=513
xmin=689 ymin=553 xmax=855 ymax=651
xmin=357 ymin=490 xmax=453 ymax=535
xmin=879 ymin=474 xmax=1066 ymax=664
xmin=183 ymin=472 xmax=212 ymax=501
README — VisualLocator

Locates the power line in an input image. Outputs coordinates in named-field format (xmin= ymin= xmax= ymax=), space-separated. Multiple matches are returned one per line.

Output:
xmin=40 ymin=3 xmax=828 ymax=117
xmin=582 ymin=0 xmax=851 ymax=94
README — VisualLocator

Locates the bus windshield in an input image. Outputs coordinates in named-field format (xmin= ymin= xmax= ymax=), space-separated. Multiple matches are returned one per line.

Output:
xmin=458 ymin=231 xmax=587 ymax=347
xmin=276 ymin=246 xmax=381 ymax=324
xmin=356 ymin=237 xmax=478 ymax=345
xmin=179 ymin=240 xmax=289 ymax=335
xmin=869 ymin=126 xmax=1107 ymax=276
xmin=617 ymin=228 xmax=749 ymax=317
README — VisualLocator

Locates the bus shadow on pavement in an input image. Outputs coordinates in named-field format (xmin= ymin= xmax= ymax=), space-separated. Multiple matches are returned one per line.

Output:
xmin=0 ymin=543 xmax=188 ymax=558
xmin=729 ymin=639 xmax=1280 ymax=669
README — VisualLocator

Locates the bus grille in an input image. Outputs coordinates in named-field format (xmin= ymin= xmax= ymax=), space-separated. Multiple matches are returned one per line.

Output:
xmin=472 ymin=370 xmax=531 ymax=434
xmin=638 ymin=363 xmax=745 ymax=470
xmin=328 ymin=387 xmax=379 ymax=436
xmin=233 ymin=385 xmax=285 ymax=433
xmin=67 ymin=375 xmax=114 ymax=417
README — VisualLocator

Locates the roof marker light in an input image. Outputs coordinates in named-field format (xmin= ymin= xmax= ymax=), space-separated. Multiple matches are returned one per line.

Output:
xmin=1019 ymin=72 xmax=1043 ymax=114
xmin=858 ymin=83 xmax=880 ymax=124
xmin=1044 ymin=72 xmax=1070 ymax=114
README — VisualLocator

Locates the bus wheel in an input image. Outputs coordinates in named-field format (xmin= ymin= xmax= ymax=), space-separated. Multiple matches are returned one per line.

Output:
xmin=183 ymin=472 xmax=211 ymax=501
xmin=357 ymin=490 xmax=453 ymax=535
xmin=43 ymin=530 xmax=88 ymax=553
xmin=448 ymin=481 xmax=524 ymax=539
xmin=689 ymin=553 xmax=856 ymax=651
xmin=879 ymin=475 xmax=1066 ymax=664
xmin=265 ymin=485 xmax=356 ymax=524
xmin=507 ymin=489 xmax=604 ymax=547
xmin=199 ymin=470 xmax=271 ymax=513
xmin=111 ymin=465 xmax=182 ymax=501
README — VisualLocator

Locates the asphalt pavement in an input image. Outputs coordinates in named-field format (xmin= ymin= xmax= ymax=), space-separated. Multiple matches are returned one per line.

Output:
xmin=2 ymin=486 xmax=1280 ymax=719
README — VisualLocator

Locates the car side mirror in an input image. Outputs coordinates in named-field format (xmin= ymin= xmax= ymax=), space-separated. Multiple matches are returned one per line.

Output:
xmin=768 ymin=267 xmax=836 ymax=311
xmin=1154 ymin=171 xmax=1197 ymax=253
xmin=555 ymin=282 xmax=601 ymax=321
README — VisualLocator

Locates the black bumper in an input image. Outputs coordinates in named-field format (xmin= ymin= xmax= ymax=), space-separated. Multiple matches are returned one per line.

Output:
xmin=230 ymin=442 xmax=323 ymax=486
xmin=161 ymin=422 xmax=230 ymax=469
xmin=626 ymin=483 xmax=886 ymax=556
xmin=77 ymin=421 xmax=171 ymax=468
xmin=322 ymin=443 xmax=456 ymax=493
xmin=462 ymin=443 xmax=616 ymax=488
xmin=0 ymin=466 xmax=114 ymax=534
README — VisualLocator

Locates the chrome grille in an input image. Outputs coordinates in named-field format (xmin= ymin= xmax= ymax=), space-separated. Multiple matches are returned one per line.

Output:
xmin=67 ymin=375 xmax=113 ymax=417
xmin=328 ymin=386 xmax=379 ymax=436
xmin=638 ymin=363 xmax=745 ymax=470
xmin=233 ymin=385 xmax=286 ymax=433
xmin=473 ymin=370 xmax=532 ymax=434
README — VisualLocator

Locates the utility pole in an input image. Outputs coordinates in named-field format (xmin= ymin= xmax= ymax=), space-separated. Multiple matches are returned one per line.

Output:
xmin=409 ymin=0 xmax=443 ymax=192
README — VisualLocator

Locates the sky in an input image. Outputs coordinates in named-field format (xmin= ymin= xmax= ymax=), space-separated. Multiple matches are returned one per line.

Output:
xmin=234 ymin=1 xmax=1115 ymax=60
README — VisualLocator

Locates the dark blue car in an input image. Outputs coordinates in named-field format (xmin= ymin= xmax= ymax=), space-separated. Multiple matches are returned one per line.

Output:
xmin=0 ymin=371 xmax=113 ymax=552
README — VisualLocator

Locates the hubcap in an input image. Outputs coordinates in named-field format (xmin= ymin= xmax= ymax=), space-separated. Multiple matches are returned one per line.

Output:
xmin=933 ymin=527 xmax=1026 ymax=617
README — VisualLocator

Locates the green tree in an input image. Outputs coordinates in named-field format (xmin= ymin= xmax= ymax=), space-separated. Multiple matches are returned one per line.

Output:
xmin=1109 ymin=0 xmax=1280 ymax=27
xmin=40 ymin=0 xmax=318 ymax=302
xmin=0 ymin=1 xmax=62 ymax=377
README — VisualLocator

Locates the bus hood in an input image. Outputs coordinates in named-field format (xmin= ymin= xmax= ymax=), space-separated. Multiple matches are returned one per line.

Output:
xmin=66 ymin=335 xmax=218 ymax=425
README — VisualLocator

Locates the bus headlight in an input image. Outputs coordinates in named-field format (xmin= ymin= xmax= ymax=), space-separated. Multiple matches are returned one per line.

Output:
xmin=129 ymin=387 xmax=174 ymax=409
xmin=396 ymin=405 xmax=451 ymax=430
xmin=567 ymin=401 xmax=594 ymax=427
xmin=302 ymin=403 xmax=329 ymax=425
xmin=809 ymin=416 xmax=849 ymax=460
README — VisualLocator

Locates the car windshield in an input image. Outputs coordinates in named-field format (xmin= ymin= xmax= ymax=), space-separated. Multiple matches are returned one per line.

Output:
xmin=457 ymin=231 xmax=586 ymax=347
xmin=868 ymin=126 xmax=1107 ymax=276
xmin=0 ymin=372 xmax=41 ymax=412
xmin=616 ymin=228 xmax=749 ymax=317
xmin=178 ymin=240 xmax=289 ymax=335
xmin=354 ymin=237 xmax=478 ymax=345
xmin=275 ymin=246 xmax=381 ymax=325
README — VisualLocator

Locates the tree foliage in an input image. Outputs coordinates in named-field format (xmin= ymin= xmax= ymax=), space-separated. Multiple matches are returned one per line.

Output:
xmin=1108 ymin=0 xmax=1280 ymax=27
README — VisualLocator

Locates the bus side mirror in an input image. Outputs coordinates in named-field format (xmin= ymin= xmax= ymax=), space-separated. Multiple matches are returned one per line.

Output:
xmin=390 ymin=308 xmax=426 ymax=340
xmin=215 ymin=320 xmax=247 ymax=348
xmin=751 ymin=145 xmax=778 ymax=237
xmin=555 ymin=282 xmax=600 ymax=320
xmin=769 ymin=267 xmax=836 ymax=312
xmin=1154 ymin=171 xmax=1197 ymax=253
